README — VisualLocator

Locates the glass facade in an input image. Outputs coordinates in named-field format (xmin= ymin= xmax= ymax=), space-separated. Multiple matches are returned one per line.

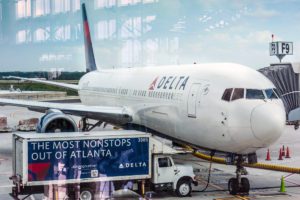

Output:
xmin=0 ymin=0 xmax=298 ymax=71
xmin=2 ymin=0 xmax=169 ymax=71
xmin=0 ymin=2 xmax=2 ymax=43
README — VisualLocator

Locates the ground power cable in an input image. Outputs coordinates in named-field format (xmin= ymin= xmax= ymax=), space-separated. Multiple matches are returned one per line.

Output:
xmin=194 ymin=150 xmax=215 ymax=192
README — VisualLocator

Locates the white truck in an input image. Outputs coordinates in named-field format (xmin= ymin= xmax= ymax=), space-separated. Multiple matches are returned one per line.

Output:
xmin=11 ymin=131 xmax=197 ymax=199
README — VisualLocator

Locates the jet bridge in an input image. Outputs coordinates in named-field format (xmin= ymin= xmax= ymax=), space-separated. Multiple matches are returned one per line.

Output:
xmin=258 ymin=63 xmax=300 ymax=124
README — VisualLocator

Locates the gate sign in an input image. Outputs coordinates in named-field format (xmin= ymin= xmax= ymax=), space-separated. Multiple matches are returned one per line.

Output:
xmin=270 ymin=42 xmax=293 ymax=56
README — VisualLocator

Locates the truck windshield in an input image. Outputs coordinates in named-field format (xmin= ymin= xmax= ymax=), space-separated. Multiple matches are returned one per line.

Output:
xmin=246 ymin=89 xmax=265 ymax=99
xmin=158 ymin=157 xmax=172 ymax=168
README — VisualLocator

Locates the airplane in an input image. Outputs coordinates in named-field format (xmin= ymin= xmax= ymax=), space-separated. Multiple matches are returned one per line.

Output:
xmin=0 ymin=3 xmax=286 ymax=195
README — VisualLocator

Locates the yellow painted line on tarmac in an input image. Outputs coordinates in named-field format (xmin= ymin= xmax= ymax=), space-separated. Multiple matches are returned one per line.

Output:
xmin=214 ymin=196 xmax=249 ymax=200
xmin=235 ymin=195 xmax=250 ymax=200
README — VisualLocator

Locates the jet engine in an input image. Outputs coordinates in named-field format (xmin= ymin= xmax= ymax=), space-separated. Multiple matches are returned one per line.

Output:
xmin=37 ymin=109 xmax=78 ymax=133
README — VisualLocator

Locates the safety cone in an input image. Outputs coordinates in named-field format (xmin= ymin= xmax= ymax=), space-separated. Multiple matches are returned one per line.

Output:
xmin=286 ymin=147 xmax=291 ymax=158
xmin=279 ymin=176 xmax=286 ymax=193
xmin=278 ymin=148 xmax=283 ymax=160
xmin=266 ymin=149 xmax=271 ymax=161
xmin=282 ymin=145 xmax=285 ymax=157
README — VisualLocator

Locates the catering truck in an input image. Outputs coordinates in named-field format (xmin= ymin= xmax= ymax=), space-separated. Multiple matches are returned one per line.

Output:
xmin=11 ymin=130 xmax=197 ymax=199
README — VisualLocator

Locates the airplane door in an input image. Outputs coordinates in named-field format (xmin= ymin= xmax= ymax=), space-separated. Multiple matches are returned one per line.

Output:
xmin=187 ymin=83 xmax=201 ymax=118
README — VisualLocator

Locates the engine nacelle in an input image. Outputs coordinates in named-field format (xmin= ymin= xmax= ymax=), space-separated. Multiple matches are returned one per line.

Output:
xmin=37 ymin=109 xmax=79 ymax=133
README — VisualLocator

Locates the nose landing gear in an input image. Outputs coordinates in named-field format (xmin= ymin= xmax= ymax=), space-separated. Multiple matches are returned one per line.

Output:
xmin=228 ymin=156 xmax=250 ymax=195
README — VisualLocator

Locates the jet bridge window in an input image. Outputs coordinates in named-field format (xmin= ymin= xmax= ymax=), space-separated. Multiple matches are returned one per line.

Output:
xmin=158 ymin=157 xmax=172 ymax=168
xmin=246 ymin=89 xmax=265 ymax=99
xmin=231 ymin=88 xmax=244 ymax=101
xmin=265 ymin=88 xmax=279 ymax=99
xmin=222 ymin=88 xmax=233 ymax=102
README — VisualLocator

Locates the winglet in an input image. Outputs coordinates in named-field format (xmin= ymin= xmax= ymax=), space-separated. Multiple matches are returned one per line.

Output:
xmin=82 ymin=3 xmax=97 ymax=72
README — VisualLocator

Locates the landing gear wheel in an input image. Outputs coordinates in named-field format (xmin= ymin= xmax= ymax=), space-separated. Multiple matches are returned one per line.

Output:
xmin=228 ymin=155 xmax=250 ymax=195
xmin=176 ymin=180 xmax=192 ymax=197
xmin=228 ymin=178 xmax=239 ymax=195
xmin=80 ymin=187 xmax=94 ymax=200
xmin=240 ymin=177 xmax=250 ymax=194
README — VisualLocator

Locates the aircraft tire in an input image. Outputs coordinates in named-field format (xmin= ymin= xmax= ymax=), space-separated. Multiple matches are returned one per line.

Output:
xmin=241 ymin=177 xmax=250 ymax=194
xmin=228 ymin=178 xmax=239 ymax=195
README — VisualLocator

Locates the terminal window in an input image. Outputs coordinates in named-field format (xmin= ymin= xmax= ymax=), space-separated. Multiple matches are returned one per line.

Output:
xmin=72 ymin=0 xmax=80 ymax=12
xmin=0 ymin=2 xmax=2 ymax=21
xmin=16 ymin=0 xmax=31 ymax=19
xmin=121 ymin=17 xmax=142 ymax=39
xmin=54 ymin=25 xmax=71 ymax=41
xmin=119 ymin=0 xmax=141 ymax=6
xmin=34 ymin=0 xmax=50 ymax=17
xmin=16 ymin=29 xmax=31 ymax=44
xmin=95 ymin=20 xmax=116 ymax=40
xmin=53 ymin=0 xmax=71 ymax=14
xmin=95 ymin=0 xmax=116 ymax=9
xmin=0 ymin=2 xmax=2 ymax=42
xmin=34 ymin=27 xmax=50 ymax=42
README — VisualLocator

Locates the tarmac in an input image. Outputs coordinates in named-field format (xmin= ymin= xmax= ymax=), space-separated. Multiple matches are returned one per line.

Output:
xmin=0 ymin=105 xmax=299 ymax=199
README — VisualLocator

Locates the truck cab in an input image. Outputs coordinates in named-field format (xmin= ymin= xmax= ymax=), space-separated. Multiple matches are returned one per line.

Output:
xmin=151 ymin=154 xmax=197 ymax=197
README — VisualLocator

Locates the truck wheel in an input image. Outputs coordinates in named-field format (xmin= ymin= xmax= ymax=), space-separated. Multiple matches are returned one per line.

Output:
xmin=176 ymin=179 xmax=192 ymax=197
xmin=80 ymin=187 xmax=94 ymax=200
xmin=150 ymin=183 xmax=155 ymax=192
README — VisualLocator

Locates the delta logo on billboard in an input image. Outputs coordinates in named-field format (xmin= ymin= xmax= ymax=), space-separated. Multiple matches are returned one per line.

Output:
xmin=149 ymin=76 xmax=189 ymax=90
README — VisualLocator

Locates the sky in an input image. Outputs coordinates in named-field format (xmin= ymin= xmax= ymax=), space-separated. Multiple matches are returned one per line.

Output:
xmin=0 ymin=0 xmax=300 ymax=71
xmin=184 ymin=0 xmax=300 ymax=68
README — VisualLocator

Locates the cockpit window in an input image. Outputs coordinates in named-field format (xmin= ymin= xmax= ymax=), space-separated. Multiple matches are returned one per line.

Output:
xmin=246 ymin=89 xmax=265 ymax=99
xmin=265 ymin=89 xmax=279 ymax=99
xmin=231 ymin=88 xmax=244 ymax=101
xmin=222 ymin=88 xmax=233 ymax=101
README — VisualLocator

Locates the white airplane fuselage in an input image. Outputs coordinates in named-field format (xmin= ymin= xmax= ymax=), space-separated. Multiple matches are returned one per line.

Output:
xmin=78 ymin=63 xmax=286 ymax=154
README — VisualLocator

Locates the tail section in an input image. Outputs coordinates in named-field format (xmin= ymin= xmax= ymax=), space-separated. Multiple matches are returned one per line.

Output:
xmin=82 ymin=3 xmax=97 ymax=72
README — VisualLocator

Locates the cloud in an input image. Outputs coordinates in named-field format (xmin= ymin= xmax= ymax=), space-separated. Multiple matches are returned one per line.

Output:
xmin=240 ymin=30 xmax=276 ymax=44
xmin=210 ymin=30 xmax=281 ymax=45
xmin=194 ymin=28 xmax=291 ymax=68
xmin=248 ymin=6 xmax=280 ymax=18
xmin=211 ymin=33 xmax=230 ymax=42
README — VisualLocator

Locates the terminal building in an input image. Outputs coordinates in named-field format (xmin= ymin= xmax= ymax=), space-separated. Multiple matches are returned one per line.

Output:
xmin=0 ymin=0 xmax=183 ymax=70
xmin=0 ymin=0 xmax=248 ymax=71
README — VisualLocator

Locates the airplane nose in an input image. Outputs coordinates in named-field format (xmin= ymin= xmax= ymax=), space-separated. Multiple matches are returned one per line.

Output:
xmin=251 ymin=103 xmax=286 ymax=144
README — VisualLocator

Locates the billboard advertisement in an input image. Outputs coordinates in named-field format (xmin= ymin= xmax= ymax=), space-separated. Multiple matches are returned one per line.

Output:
xmin=27 ymin=137 xmax=149 ymax=182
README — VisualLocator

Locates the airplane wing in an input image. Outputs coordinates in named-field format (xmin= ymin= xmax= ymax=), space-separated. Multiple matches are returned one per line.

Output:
xmin=3 ymin=76 xmax=79 ymax=91
xmin=0 ymin=98 xmax=132 ymax=125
